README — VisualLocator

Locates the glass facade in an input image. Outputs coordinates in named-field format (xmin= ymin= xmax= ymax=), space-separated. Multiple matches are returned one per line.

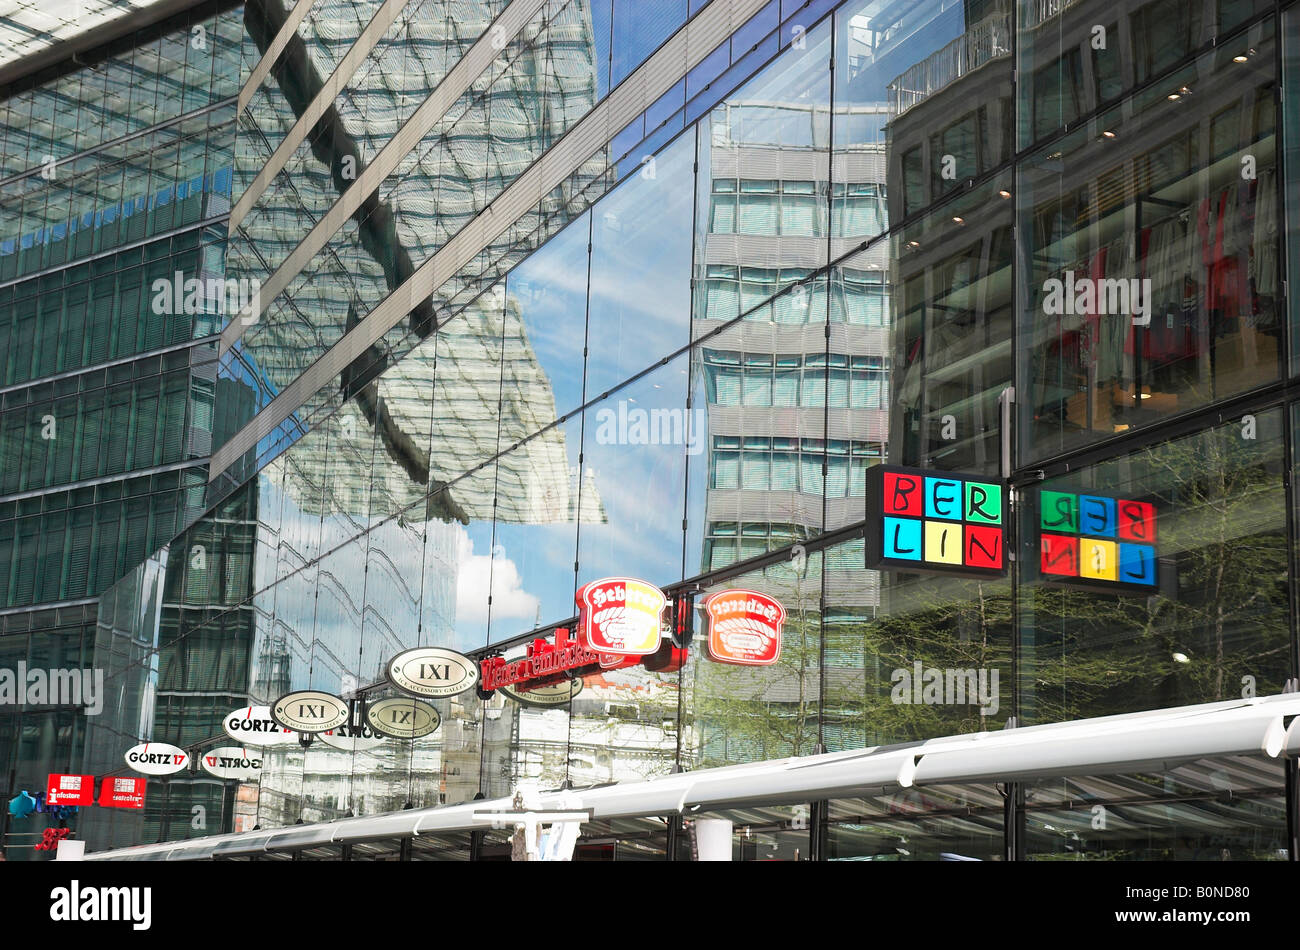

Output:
xmin=0 ymin=0 xmax=250 ymax=857
xmin=2 ymin=0 xmax=1300 ymax=861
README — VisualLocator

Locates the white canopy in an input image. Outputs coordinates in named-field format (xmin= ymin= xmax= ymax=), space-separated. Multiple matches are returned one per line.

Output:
xmin=85 ymin=692 xmax=1300 ymax=860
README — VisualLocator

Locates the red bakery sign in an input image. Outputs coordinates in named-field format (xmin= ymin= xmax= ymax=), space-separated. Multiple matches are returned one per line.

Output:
xmin=45 ymin=773 xmax=95 ymax=807
xmin=480 ymin=627 xmax=599 ymax=692
xmin=576 ymin=577 xmax=667 ymax=656
xmin=98 ymin=776 xmax=147 ymax=809
xmin=480 ymin=623 xmax=689 ymax=699
xmin=704 ymin=589 xmax=785 ymax=666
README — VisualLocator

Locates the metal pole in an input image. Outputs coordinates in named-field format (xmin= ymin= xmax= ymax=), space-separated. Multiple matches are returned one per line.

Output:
xmin=1285 ymin=756 xmax=1299 ymax=862
xmin=158 ymin=778 xmax=171 ymax=843
xmin=808 ymin=799 xmax=829 ymax=861
xmin=665 ymin=814 xmax=680 ymax=861
xmin=0 ymin=766 xmax=15 ymax=856
xmin=1003 ymin=781 xmax=1025 ymax=861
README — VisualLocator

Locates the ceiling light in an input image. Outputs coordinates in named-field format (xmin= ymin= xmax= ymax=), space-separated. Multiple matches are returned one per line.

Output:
xmin=907 ymin=240 xmax=920 ymax=248
xmin=998 ymin=190 xmax=1012 ymax=199
xmin=1172 ymin=652 xmax=1190 ymax=664
xmin=952 ymin=216 xmax=964 ymax=224
xmin=1102 ymin=130 xmax=1117 ymax=139
xmin=1233 ymin=54 xmax=1248 ymax=63
xmin=1167 ymin=93 xmax=1180 ymax=101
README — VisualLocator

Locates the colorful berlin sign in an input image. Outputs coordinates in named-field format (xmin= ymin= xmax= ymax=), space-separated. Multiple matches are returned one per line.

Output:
xmin=866 ymin=466 xmax=1007 ymax=576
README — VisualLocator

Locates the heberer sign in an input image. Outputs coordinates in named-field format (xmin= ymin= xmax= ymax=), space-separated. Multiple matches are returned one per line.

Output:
xmin=480 ymin=627 xmax=598 ymax=692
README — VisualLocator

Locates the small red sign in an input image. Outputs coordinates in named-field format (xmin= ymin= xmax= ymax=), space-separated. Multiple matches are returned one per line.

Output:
xmin=98 ymin=776 xmax=147 ymax=809
xmin=577 ymin=577 xmax=666 ymax=656
xmin=598 ymin=651 xmax=640 ymax=671
xmin=704 ymin=589 xmax=785 ymax=666
xmin=45 ymin=773 xmax=95 ymax=807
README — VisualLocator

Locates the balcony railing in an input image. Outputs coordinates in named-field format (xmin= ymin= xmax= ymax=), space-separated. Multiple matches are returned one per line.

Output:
xmin=1025 ymin=0 xmax=1085 ymax=30
xmin=887 ymin=12 xmax=1012 ymax=118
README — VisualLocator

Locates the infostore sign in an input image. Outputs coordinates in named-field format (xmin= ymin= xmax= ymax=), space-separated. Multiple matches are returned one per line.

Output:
xmin=1037 ymin=490 xmax=1158 ymax=590
xmin=704 ymin=590 xmax=784 ymax=666
xmin=98 ymin=776 xmax=146 ymax=809
xmin=45 ymin=774 xmax=94 ymax=807
xmin=867 ymin=466 xmax=1006 ymax=576
xmin=576 ymin=577 xmax=667 ymax=656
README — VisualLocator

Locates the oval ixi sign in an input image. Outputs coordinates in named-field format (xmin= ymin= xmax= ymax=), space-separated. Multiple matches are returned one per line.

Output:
xmin=366 ymin=698 xmax=441 ymax=739
xmin=499 ymin=678 xmax=583 ymax=708
xmin=271 ymin=690 xmax=349 ymax=733
xmin=387 ymin=647 xmax=479 ymax=699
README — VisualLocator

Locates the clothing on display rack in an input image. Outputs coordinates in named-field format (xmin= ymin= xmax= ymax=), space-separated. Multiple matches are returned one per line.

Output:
xmin=1250 ymin=165 xmax=1279 ymax=298
xmin=1137 ymin=208 xmax=1199 ymax=365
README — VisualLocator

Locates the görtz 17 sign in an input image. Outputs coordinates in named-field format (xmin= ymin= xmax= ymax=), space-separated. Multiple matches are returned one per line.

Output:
xmin=224 ymin=705 xmax=298 ymax=747
xmin=319 ymin=721 xmax=387 ymax=752
xmin=124 ymin=743 xmax=189 ymax=776
xmin=199 ymin=747 xmax=263 ymax=781
xmin=577 ymin=577 xmax=667 ymax=656
xmin=704 ymin=589 xmax=784 ymax=666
